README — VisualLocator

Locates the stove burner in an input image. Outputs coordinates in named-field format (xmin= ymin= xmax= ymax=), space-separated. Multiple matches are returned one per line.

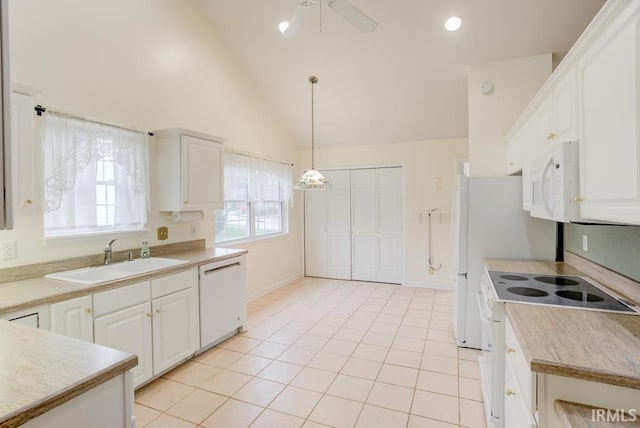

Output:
xmin=499 ymin=274 xmax=528 ymax=281
xmin=506 ymin=287 xmax=549 ymax=297
xmin=534 ymin=276 xmax=580 ymax=286
xmin=556 ymin=290 xmax=604 ymax=302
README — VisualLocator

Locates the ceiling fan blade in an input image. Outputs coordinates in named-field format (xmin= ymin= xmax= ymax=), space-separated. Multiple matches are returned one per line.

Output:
xmin=328 ymin=0 xmax=378 ymax=33
xmin=283 ymin=1 xmax=314 ymax=39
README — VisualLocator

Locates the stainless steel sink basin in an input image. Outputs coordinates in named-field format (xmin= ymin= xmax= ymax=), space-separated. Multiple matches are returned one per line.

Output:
xmin=45 ymin=257 xmax=189 ymax=285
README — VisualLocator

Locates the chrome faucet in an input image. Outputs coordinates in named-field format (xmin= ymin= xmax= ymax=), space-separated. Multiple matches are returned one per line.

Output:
xmin=104 ymin=239 xmax=117 ymax=265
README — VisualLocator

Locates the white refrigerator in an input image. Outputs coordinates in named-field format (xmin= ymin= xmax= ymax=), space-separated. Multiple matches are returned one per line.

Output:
xmin=452 ymin=175 xmax=557 ymax=349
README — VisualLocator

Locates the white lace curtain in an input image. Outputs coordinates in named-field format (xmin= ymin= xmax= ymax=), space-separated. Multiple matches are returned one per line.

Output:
xmin=224 ymin=152 xmax=293 ymax=205
xmin=42 ymin=112 xmax=149 ymax=236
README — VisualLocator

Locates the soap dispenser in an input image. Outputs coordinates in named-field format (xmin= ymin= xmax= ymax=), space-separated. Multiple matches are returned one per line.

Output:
xmin=140 ymin=241 xmax=150 ymax=258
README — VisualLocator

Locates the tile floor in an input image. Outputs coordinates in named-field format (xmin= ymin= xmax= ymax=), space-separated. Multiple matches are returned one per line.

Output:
xmin=134 ymin=277 xmax=486 ymax=428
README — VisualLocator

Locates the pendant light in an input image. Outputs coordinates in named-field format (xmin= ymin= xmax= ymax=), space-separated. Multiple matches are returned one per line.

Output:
xmin=294 ymin=76 xmax=331 ymax=191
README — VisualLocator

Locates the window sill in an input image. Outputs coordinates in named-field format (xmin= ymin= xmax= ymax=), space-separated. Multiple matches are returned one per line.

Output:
xmin=216 ymin=232 xmax=289 ymax=247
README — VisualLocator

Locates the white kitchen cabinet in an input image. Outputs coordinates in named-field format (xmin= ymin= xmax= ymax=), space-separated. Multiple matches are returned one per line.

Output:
xmin=1 ymin=304 xmax=50 ymax=330
xmin=0 ymin=0 xmax=11 ymax=230
xmin=577 ymin=0 xmax=640 ymax=224
xmin=155 ymin=128 xmax=225 ymax=212
xmin=50 ymin=295 xmax=93 ymax=342
xmin=94 ymin=300 xmax=153 ymax=388
xmin=151 ymin=270 xmax=199 ymax=373
xmin=504 ymin=317 xmax=537 ymax=427
xmin=552 ymin=69 xmax=579 ymax=144
xmin=304 ymin=169 xmax=351 ymax=280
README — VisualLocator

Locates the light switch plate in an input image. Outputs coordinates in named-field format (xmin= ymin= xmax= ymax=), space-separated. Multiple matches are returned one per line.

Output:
xmin=1 ymin=241 xmax=17 ymax=259
xmin=582 ymin=235 xmax=588 ymax=252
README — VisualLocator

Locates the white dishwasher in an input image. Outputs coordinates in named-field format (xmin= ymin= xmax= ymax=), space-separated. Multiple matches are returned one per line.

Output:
xmin=198 ymin=255 xmax=246 ymax=349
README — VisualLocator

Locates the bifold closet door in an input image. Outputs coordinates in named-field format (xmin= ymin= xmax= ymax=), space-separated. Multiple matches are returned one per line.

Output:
xmin=304 ymin=189 xmax=328 ymax=278
xmin=376 ymin=168 xmax=403 ymax=283
xmin=351 ymin=169 xmax=378 ymax=281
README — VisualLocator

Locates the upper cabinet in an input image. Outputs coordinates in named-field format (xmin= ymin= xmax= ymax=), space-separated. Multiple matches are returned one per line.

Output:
xmin=507 ymin=0 xmax=640 ymax=225
xmin=577 ymin=1 xmax=640 ymax=224
xmin=0 ymin=0 xmax=12 ymax=230
xmin=155 ymin=128 xmax=225 ymax=212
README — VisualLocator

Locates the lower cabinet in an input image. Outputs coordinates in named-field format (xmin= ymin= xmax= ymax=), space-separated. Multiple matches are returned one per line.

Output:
xmin=50 ymin=295 xmax=94 ymax=342
xmin=504 ymin=317 xmax=537 ymax=427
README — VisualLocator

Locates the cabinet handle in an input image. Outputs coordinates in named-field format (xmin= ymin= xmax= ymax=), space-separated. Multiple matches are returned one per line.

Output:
xmin=155 ymin=309 xmax=161 ymax=314
xmin=85 ymin=307 xmax=93 ymax=314
xmin=573 ymin=196 xmax=584 ymax=203
xmin=146 ymin=313 xmax=152 ymax=318
xmin=546 ymin=132 xmax=557 ymax=140
xmin=506 ymin=347 xmax=516 ymax=354
xmin=506 ymin=389 xmax=516 ymax=397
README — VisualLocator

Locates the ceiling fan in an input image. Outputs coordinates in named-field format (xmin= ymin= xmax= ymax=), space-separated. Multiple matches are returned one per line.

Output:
xmin=282 ymin=0 xmax=378 ymax=38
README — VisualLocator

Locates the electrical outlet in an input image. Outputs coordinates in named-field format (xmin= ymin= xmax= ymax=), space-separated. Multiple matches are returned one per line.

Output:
xmin=1 ymin=241 xmax=17 ymax=259
xmin=582 ymin=235 xmax=588 ymax=252
xmin=190 ymin=225 xmax=197 ymax=237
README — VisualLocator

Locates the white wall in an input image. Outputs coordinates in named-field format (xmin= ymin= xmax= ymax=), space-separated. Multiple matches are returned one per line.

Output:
xmin=303 ymin=139 xmax=468 ymax=289
xmin=468 ymin=54 xmax=552 ymax=176
xmin=2 ymin=0 xmax=303 ymax=298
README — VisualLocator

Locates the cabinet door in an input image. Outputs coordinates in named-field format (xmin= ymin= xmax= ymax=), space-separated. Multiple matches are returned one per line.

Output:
xmin=351 ymin=169 xmax=377 ymax=281
xmin=325 ymin=170 xmax=351 ymax=280
xmin=152 ymin=288 xmax=199 ymax=374
xmin=553 ymin=69 xmax=578 ymax=143
xmin=51 ymin=295 xmax=93 ymax=342
xmin=94 ymin=302 xmax=153 ymax=388
xmin=304 ymin=187 xmax=328 ymax=278
xmin=578 ymin=3 xmax=640 ymax=224
xmin=181 ymin=135 xmax=223 ymax=210
xmin=377 ymin=168 xmax=403 ymax=284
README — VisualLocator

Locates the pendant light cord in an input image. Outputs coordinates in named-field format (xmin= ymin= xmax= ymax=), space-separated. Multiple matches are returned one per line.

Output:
xmin=309 ymin=75 xmax=318 ymax=170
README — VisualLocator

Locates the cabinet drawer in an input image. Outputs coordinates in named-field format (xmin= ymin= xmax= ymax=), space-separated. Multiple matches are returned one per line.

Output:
xmin=505 ymin=360 xmax=537 ymax=428
xmin=151 ymin=269 xmax=195 ymax=299
xmin=505 ymin=317 xmax=536 ymax=411
xmin=93 ymin=281 xmax=150 ymax=317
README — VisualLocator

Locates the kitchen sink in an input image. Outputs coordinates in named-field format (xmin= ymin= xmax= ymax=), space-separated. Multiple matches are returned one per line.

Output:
xmin=45 ymin=257 xmax=189 ymax=285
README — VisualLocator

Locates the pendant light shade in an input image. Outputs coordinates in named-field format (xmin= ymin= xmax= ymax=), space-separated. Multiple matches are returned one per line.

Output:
xmin=294 ymin=76 xmax=331 ymax=191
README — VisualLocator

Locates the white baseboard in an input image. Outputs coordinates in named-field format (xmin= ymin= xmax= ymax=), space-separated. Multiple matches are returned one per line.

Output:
xmin=246 ymin=272 xmax=304 ymax=302
xmin=402 ymin=281 xmax=455 ymax=291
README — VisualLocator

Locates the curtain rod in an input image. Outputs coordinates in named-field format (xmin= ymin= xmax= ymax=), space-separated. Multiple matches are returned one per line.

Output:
xmin=226 ymin=147 xmax=294 ymax=167
xmin=34 ymin=105 xmax=154 ymax=136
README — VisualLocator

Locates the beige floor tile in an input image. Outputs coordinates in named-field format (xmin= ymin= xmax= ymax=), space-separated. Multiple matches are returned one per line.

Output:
xmin=322 ymin=338 xmax=358 ymax=356
xmin=352 ymin=343 xmax=389 ymax=362
xmin=397 ymin=325 xmax=428 ymax=339
xmin=421 ymin=354 xmax=458 ymax=376
xmin=460 ymin=397 xmax=487 ymax=427
xmin=406 ymin=309 xmax=431 ymax=320
xmin=277 ymin=346 xmax=317 ymax=365
xmin=166 ymin=389 xmax=226 ymax=424
xmin=332 ymin=327 xmax=366 ymax=343
xmin=368 ymin=322 xmax=400 ymax=335
xmin=424 ymin=340 xmax=459 ymax=358
xmin=200 ymin=398 xmax=263 ymax=428
xmin=161 ymin=361 xmax=221 ymax=387
xmin=218 ymin=335 xmax=262 ymax=352
xmin=459 ymin=347 xmax=482 ymax=362
xmin=343 ymin=318 xmax=374 ymax=331
xmin=309 ymin=395 xmax=364 ymax=428
xmin=377 ymin=364 xmax=419 ymax=388
xmin=411 ymin=390 xmax=459 ymax=425
xmin=199 ymin=348 xmax=245 ymax=368
xmin=355 ymin=404 xmax=409 ymax=428
xmin=251 ymin=409 xmax=305 ymax=428
xmin=459 ymin=376 xmax=483 ymax=401
xmin=145 ymin=414 xmax=196 ymax=428
xmin=134 ymin=403 xmax=162 ymax=427
xmin=376 ymin=313 xmax=403 ymax=325
xmin=135 ymin=379 xmax=195 ymax=412
xmin=249 ymin=341 xmax=289 ymax=359
xmin=429 ymin=319 xmax=454 ymax=331
xmin=293 ymin=334 xmax=329 ymax=351
xmin=408 ymin=414 xmax=458 ymax=428
xmin=269 ymin=385 xmax=323 ymax=418
xmin=459 ymin=359 xmax=481 ymax=379
xmin=366 ymin=382 xmax=414 ymax=412
xmin=307 ymin=351 xmax=349 ymax=372
xmin=199 ymin=369 xmax=253 ymax=397
xmin=416 ymin=370 xmax=459 ymax=397
xmin=326 ymin=374 xmax=374 ymax=402
xmin=291 ymin=367 xmax=337 ymax=393
xmin=340 ymin=357 xmax=383 ymax=380
xmin=269 ymin=329 xmax=304 ymax=345
xmin=427 ymin=329 xmax=457 ymax=344
xmin=391 ymin=336 xmax=426 ymax=353
xmin=233 ymin=377 xmax=285 ymax=407
xmin=308 ymin=323 xmax=340 ymax=338
xmin=362 ymin=331 xmax=395 ymax=347
xmin=430 ymin=310 xmax=453 ymax=321
xmin=385 ymin=348 xmax=423 ymax=369
xmin=402 ymin=317 xmax=430 ymax=328
xmin=228 ymin=354 xmax=273 ymax=376
xmin=318 ymin=315 xmax=349 ymax=327
xmin=257 ymin=360 xmax=304 ymax=384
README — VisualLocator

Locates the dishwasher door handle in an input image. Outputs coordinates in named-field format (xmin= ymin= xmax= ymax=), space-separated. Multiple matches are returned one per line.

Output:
xmin=203 ymin=262 xmax=241 ymax=275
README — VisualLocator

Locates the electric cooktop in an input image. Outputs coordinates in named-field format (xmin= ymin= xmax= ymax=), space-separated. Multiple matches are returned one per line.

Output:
xmin=487 ymin=271 xmax=637 ymax=314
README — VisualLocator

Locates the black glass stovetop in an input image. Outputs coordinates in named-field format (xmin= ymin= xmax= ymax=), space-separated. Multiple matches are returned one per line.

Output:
xmin=487 ymin=271 xmax=636 ymax=313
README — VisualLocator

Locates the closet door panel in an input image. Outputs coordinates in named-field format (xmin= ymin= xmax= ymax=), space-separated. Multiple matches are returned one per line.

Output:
xmin=304 ymin=189 xmax=328 ymax=277
xmin=325 ymin=170 xmax=351 ymax=280
xmin=377 ymin=168 xmax=403 ymax=284
xmin=351 ymin=169 xmax=377 ymax=281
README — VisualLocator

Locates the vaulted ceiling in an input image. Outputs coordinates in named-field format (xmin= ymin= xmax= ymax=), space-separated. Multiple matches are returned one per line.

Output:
xmin=197 ymin=0 xmax=606 ymax=148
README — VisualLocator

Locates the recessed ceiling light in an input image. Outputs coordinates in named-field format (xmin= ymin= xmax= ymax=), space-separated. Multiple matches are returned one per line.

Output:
xmin=444 ymin=16 xmax=462 ymax=32
xmin=279 ymin=21 xmax=290 ymax=34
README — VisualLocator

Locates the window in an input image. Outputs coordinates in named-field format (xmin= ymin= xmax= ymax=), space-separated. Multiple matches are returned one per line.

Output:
xmin=42 ymin=112 xmax=149 ymax=237
xmin=215 ymin=152 xmax=292 ymax=243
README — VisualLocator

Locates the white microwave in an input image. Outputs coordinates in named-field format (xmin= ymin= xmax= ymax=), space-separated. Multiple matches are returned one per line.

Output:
xmin=523 ymin=141 xmax=584 ymax=222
